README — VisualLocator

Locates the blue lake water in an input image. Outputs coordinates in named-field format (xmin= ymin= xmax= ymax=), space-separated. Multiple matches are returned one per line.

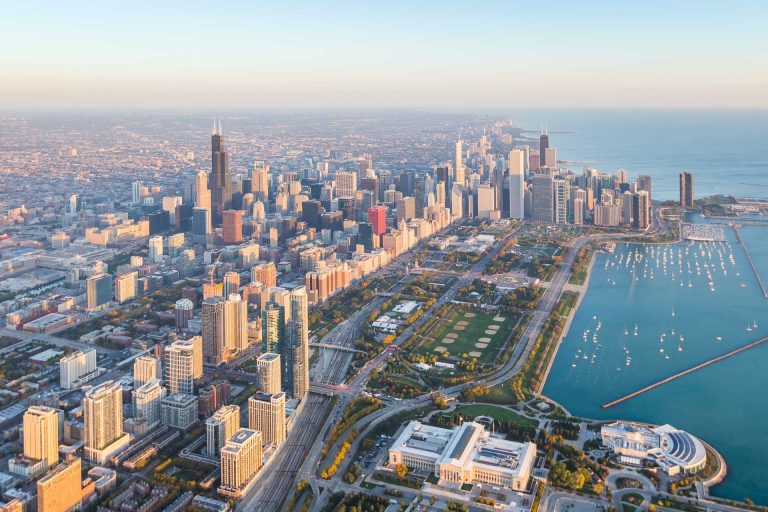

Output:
xmin=543 ymin=218 xmax=768 ymax=503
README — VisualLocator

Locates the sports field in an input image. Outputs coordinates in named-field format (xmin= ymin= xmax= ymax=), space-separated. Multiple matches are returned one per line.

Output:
xmin=418 ymin=308 xmax=515 ymax=364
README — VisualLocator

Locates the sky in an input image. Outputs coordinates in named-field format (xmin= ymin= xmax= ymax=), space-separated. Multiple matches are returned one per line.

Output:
xmin=1 ymin=0 xmax=767 ymax=110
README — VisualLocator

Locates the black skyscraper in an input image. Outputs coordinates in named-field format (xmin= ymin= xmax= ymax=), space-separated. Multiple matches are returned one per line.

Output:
xmin=209 ymin=118 xmax=232 ymax=225
xmin=539 ymin=132 xmax=549 ymax=167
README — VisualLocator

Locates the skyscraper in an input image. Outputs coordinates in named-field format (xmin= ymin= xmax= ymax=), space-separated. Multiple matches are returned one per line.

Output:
xmin=454 ymin=139 xmax=465 ymax=185
xmin=539 ymin=132 xmax=549 ymax=167
xmin=133 ymin=355 xmax=162 ymax=388
xmin=133 ymin=378 xmax=166 ymax=427
xmin=219 ymin=429 xmax=263 ymax=497
xmin=148 ymin=235 xmax=164 ymax=263
xmin=206 ymin=405 xmax=240 ymax=457
xmin=532 ymin=172 xmax=554 ymax=223
xmin=114 ymin=271 xmax=138 ymax=304
xmin=368 ymin=205 xmax=387 ymax=236
xmin=335 ymin=171 xmax=357 ymax=198
xmin=224 ymin=293 xmax=248 ymax=353
xmin=202 ymin=297 xmax=227 ymax=366
xmin=222 ymin=209 xmax=243 ymax=243
xmin=223 ymin=271 xmax=241 ymax=298
xmin=679 ymin=172 xmax=694 ymax=209
xmin=86 ymin=273 xmax=113 ymax=311
xmin=248 ymin=391 xmax=286 ymax=446
xmin=165 ymin=339 xmax=196 ymax=395
xmin=256 ymin=353 xmax=281 ymax=394
xmin=508 ymin=149 xmax=525 ymax=220
xmin=287 ymin=286 xmax=309 ymax=399
xmin=209 ymin=119 xmax=232 ymax=225
xmin=37 ymin=457 xmax=83 ymax=512
xmin=23 ymin=406 xmax=59 ymax=470
xmin=633 ymin=191 xmax=650 ymax=229
xmin=553 ymin=178 xmax=570 ymax=224
xmin=251 ymin=164 xmax=270 ymax=203
xmin=60 ymin=349 xmax=97 ymax=389
xmin=195 ymin=170 xmax=212 ymax=223
xmin=83 ymin=381 xmax=130 ymax=463
xmin=261 ymin=301 xmax=285 ymax=354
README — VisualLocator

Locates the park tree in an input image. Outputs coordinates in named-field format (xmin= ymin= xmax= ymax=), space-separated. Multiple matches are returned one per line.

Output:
xmin=396 ymin=463 xmax=408 ymax=479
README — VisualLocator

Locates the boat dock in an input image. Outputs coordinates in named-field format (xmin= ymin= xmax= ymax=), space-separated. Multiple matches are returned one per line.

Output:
xmin=603 ymin=336 xmax=768 ymax=409
xmin=732 ymin=224 xmax=768 ymax=299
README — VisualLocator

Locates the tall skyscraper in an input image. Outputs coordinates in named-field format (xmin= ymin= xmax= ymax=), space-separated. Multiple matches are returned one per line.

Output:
xmin=59 ymin=349 xmax=97 ymax=389
xmin=83 ymin=381 xmax=130 ymax=463
xmin=23 ymin=406 xmax=59 ymax=470
xmin=219 ymin=429 xmax=263 ymax=496
xmin=532 ymin=172 xmax=554 ymax=223
xmin=539 ymin=131 xmax=549 ymax=167
xmin=637 ymin=175 xmax=652 ymax=205
xmin=224 ymin=294 xmax=248 ymax=353
xmin=206 ymin=405 xmax=240 ymax=457
xmin=133 ymin=355 xmax=162 ymax=388
xmin=164 ymin=339 xmax=196 ymax=395
xmin=454 ymin=139 xmax=465 ymax=185
xmin=132 ymin=180 xmax=143 ymax=204
xmin=508 ymin=149 xmax=525 ymax=220
xmin=195 ymin=170 xmax=212 ymax=224
xmin=248 ymin=391 xmax=286 ymax=446
xmin=222 ymin=209 xmax=243 ymax=243
xmin=202 ymin=297 xmax=227 ymax=366
xmin=114 ymin=271 xmax=138 ymax=304
xmin=679 ymin=172 xmax=694 ymax=209
xmin=335 ymin=171 xmax=357 ymax=198
xmin=251 ymin=164 xmax=270 ymax=203
xmin=37 ymin=457 xmax=83 ymax=512
xmin=367 ymin=205 xmax=387 ymax=236
xmin=223 ymin=271 xmax=241 ymax=298
xmin=633 ymin=190 xmax=650 ymax=229
xmin=256 ymin=353 xmax=281 ymax=394
xmin=148 ymin=235 xmax=164 ymax=263
xmin=86 ymin=273 xmax=113 ymax=311
xmin=209 ymin=119 xmax=232 ymax=225
xmin=261 ymin=302 xmax=285 ymax=354
xmin=553 ymin=178 xmax=570 ymax=224
xmin=192 ymin=207 xmax=211 ymax=243
xmin=287 ymin=287 xmax=309 ymax=399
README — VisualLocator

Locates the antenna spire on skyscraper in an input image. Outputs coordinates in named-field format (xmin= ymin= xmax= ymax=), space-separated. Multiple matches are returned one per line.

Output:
xmin=212 ymin=116 xmax=217 ymax=134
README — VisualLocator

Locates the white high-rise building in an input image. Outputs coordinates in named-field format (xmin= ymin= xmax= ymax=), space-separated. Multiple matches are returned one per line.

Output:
xmin=219 ymin=429 xmax=263 ymax=497
xmin=508 ymin=150 xmax=525 ymax=220
xmin=164 ymin=339 xmax=196 ymax=395
xmin=133 ymin=355 xmax=162 ymax=388
xmin=133 ymin=378 xmax=166 ymax=427
xmin=114 ymin=271 xmax=138 ymax=304
xmin=251 ymin=164 xmax=270 ymax=203
xmin=23 ymin=406 xmax=60 ymax=470
xmin=224 ymin=294 xmax=248 ymax=353
xmin=60 ymin=349 xmax=97 ymax=389
xmin=476 ymin=183 xmax=497 ymax=219
xmin=454 ymin=139 xmax=465 ymax=185
xmin=148 ymin=236 xmax=164 ymax=264
xmin=132 ymin=181 xmax=143 ymax=204
xmin=248 ymin=392 xmax=286 ymax=447
xmin=83 ymin=381 xmax=130 ymax=464
xmin=195 ymin=170 xmax=212 ymax=232
xmin=162 ymin=196 xmax=183 ymax=225
xmin=206 ymin=405 xmax=240 ymax=457
xmin=288 ymin=286 xmax=309 ymax=399
xmin=335 ymin=171 xmax=357 ymax=198
xmin=256 ymin=353 xmax=281 ymax=394
xmin=450 ymin=184 xmax=464 ymax=219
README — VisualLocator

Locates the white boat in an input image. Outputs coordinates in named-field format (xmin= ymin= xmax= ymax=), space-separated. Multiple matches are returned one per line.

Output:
xmin=716 ymin=336 xmax=722 ymax=341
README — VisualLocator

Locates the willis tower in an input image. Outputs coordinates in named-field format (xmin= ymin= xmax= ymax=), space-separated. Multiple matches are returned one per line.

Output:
xmin=209 ymin=118 xmax=232 ymax=225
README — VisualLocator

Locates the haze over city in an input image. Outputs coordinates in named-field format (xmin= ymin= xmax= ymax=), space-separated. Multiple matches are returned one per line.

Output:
xmin=0 ymin=3 xmax=767 ymax=512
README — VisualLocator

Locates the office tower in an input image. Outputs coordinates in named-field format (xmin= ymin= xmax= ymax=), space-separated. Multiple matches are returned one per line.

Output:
xmin=206 ymin=405 xmax=240 ymax=457
xmin=360 ymin=176 xmax=379 ymax=205
xmin=83 ymin=381 xmax=130 ymax=463
xmin=532 ymin=172 xmax=555 ymax=223
xmin=133 ymin=378 xmax=166 ymax=427
xmin=86 ymin=273 xmax=113 ymax=311
xmin=248 ymin=391 xmax=286 ymax=446
xmin=37 ymin=457 xmax=83 ymax=512
xmin=132 ymin=181 xmax=143 ymax=204
xmin=175 ymin=298 xmax=194 ymax=330
xmin=302 ymin=200 xmax=323 ymax=230
xmin=396 ymin=196 xmax=416 ymax=223
xmin=539 ymin=132 xmax=549 ymax=167
xmin=633 ymin=191 xmax=650 ymax=229
xmin=261 ymin=302 xmax=284 ymax=354
xmin=114 ymin=271 xmax=138 ymax=304
xmin=223 ymin=271 xmax=241 ymax=298
xmin=133 ymin=355 xmax=162 ymax=388
xmin=553 ymin=178 xmax=570 ymax=224
xmin=148 ymin=235 xmax=164 ymax=263
xmin=256 ymin=353 xmax=281 ymax=394
xmin=222 ymin=210 xmax=243 ymax=243
xmin=209 ymin=119 xmax=232 ymax=225
xmin=23 ymin=406 xmax=59 ymax=469
xmin=544 ymin=147 xmax=558 ymax=169
xmin=69 ymin=194 xmax=80 ymax=215
xmin=192 ymin=207 xmax=211 ymax=243
xmin=161 ymin=393 xmax=198 ymax=429
xmin=573 ymin=197 xmax=584 ymax=225
xmin=162 ymin=196 xmax=183 ymax=225
xmin=451 ymin=184 xmax=464 ymax=218
xmin=679 ymin=172 xmax=694 ymax=208
xmin=455 ymin=139 xmax=465 ymax=185
xmin=167 ymin=232 xmax=185 ymax=257
xmin=616 ymin=168 xmax=627 ymax=184
xmin=287 ymin=286 xmax=309 ymax=399
xmin=251 ymin=164 xmax=270 ymax=202
xmin=637 ymin=174 xmax=652 ymax=204
xmin=508 ymin=150 xmax=525 ymax=220
xmin=60 ymin=349 xmax=97 ymax=389
xmin=195 ymin=169 xmax=212 ymax=218
xmin=224 ymin=294 xmax=248 ymax=352
xmin=368 ymin=205 xmax=387 ymax=236
xmin=202 ymin=297 xmax=227 ymax=366
xmin=165 ymin=339 xmax=196 ymax=395
xmin=338 ymin=196 xmax=356 ymax=221
xmin=335 ymin=171 xmax=357 ymax=198
xmin=251 ymin=261 xmax=277 ymax=288
xmin=476 ymin=183 xmax=497 ymax=219
xmin=621 ymin=191 xmax=634 ymax=225
xmin=398 ymin=170 xmax=414 ymax=197
xmin=219 ymin=429 xmax=263 ymax=495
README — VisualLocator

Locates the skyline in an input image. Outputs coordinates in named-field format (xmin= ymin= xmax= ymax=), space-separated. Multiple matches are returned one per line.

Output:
xmin=2 ymin=0 xmax=767 ymax=110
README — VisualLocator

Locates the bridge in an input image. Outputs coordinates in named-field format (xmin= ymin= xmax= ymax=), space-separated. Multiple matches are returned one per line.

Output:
xmin=309 ymin=342 xmax=365 ymax=354
xmin=308 ymin=381 xmax=357 ymax=396
xmin=603 ymin=335 xmax=768 ymax=408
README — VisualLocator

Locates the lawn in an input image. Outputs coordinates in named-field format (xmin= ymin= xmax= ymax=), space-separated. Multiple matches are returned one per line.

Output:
xmin=417 ymin=309 xmax=516 ymax=364
xmin=483 ymin=379 xmax=518 ymax=405
xmin=453 ymin=404 xmax=537 ymax=428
